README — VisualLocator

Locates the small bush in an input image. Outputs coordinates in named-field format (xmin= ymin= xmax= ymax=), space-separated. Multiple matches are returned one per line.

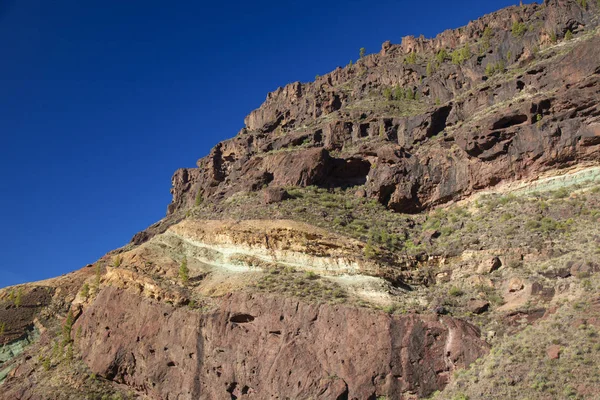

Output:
xmin=62 ymin=309 xmax=74 ymax=345
xmin=405 ymin=51 xmax=418 ymax=64
xmin=359 ymin=47 xmax=366 ymax=59
xmin=80 ymin=283 xmax=90 ymax=298
xmin=14 ymin=287 xmax=22 ymax=308
xmin=512 ymin=21 xmax=527 ymax=38
xmin=452 ymin=394 xmax=469 ymax=400
xmin=179 ymin=258 xmax=190 ymax=283
xmin=112 ymin=255 xmax=122 ymax=267
xmin=436 ymin=49 xmax=449 ymax=64
xmin=383 ymin=87 xmax=392 ymax=100
xmin=195 ymin=189 xmax=203 ymax=206
xmin=426 ymin=61 xmax=434 ymax=76
xmin=565 ymin=30 xmax=573 ymax=41
xmin=304 ymin=271 xmax=319 ymax=280
xmin=449 ymin=286 xmax=464 ymax=297
xmin=451 ymin=46 xmax=471 ymax=65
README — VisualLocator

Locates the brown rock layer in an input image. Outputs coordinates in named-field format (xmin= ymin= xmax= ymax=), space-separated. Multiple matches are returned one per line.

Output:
xmin=75 ymin=287 xmax=489 ymax=399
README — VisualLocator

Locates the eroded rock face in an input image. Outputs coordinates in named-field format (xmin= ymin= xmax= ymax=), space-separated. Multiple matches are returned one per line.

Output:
xmin=75 ymin=287 xmax=489 ymax=399
xmin=166 ymin=2 xmax=600 ymax=216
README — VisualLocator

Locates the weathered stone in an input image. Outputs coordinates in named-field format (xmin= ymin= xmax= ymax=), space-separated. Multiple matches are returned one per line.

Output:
xmin=467 ymin=299 xmax=490 ymax=314
xmin=547 ymin=345 xmax=561 ymax=360
xmin=75 ymin=287 xmax=489 ymax=400
xmin=508 ymin=278 xmax=525 ymax=293
xmin=263 ymin=187 xmax=290 ymax=204
xmin=478 ymin=257 xmax=502 ymax=274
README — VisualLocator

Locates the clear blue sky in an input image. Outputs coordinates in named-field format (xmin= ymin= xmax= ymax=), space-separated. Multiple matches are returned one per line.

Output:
xmin=0 ymin=0 xmax=534 ymax=288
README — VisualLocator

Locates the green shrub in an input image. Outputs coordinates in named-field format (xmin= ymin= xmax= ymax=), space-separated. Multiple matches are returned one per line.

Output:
xmin=393 ymin=85 xmax=403 ymax=100
xmin=304 ymin=271 xmax=318 ymax=280
xmin=452 ymin=394 xmax=469 ymax=400
xmin=451 ymin=46 xmax=471 ymax=65
xmin=179 ymin=258 xmax=189 ymax=283
xmin=0 ymin=322 xmax=5 ymax=336
xmin=195 ymin=188 xmax=203 ymax=206
xmin=383 ymin=87 xmax=392 ymax=100
xmin=112 ymin=255 xmax=122 ymax=267
xmin=551 ymin=187 xmax=569 ymax=199
xmin=565 ymin=30 xmax=573 ymax=41
xmin=449 ymin=286 xmax=464 ymax=297
xmin=94 ymin=264 xmax=102 ymax=290
xmin=485 ymin=61 xmax=505 ymax=76
xmin=405 ymin=51 xmax=418 ymax=64
xmin=14 ymin=287 xmax=22 ymax=308
xmin=577 ymin=0 xmax=587 ymax=7
xmin=436 ymin=49 xmax=449 ymax=64
xmin=359 ymin=47 xmax=366 ymax=59
xmin=80 ymin=283 xmax=90 ymax=298
xmin=512 ymin=21 xmax=527 ymax=37
xmin=426 ymin=61 xmax=434 ymax=76
xmin=62 ymin=309 xmax=74 ymax=345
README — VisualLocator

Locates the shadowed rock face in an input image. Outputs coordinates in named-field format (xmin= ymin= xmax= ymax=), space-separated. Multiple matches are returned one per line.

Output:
xmin=75 ymin=287 xmax=488 ymax=399
xmin=167 ymin=1 xmax=600 ymax=216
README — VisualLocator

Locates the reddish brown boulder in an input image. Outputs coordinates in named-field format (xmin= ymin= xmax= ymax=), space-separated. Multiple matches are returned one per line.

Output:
xmin=467 ymin=299 xmax=490 ymax=315
xmin=547 ymin=345 xmax=561 ymax=360
xmin=478 ymin=257 xmax=502 ymax=274
xmin=262 ymin=187 xmax=290 ymax=204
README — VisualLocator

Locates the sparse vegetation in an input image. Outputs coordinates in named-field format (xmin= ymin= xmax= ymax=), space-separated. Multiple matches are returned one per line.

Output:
xmin=426 ymin=61 xmax=434 ymax=76
xmin=14 ymin=287 xmax=23 ymax=308
xmin=179 ymin=258 xmax=189 ymax=283
xmin=565 ymin=29 xmax=573 ymax=41
xmin=451 ymin=45 xmax=471 ymax=65
xmin=436 ymin=49 xmax=449 ymax=64
xmin=94 ymin=264 xmax=102 ymax=291
xmin=80 ymin=283 xmax=90 ymax=298
xmin=383 ymin=87 xmax=392 ymax=100
xmin=485 ymin=60 xmax=505 ymax=76
xmin=112 ymin=255 xmax=122 ymax=268
xmin=62 ymin=309 xmax=74 ymax=345
xmin=195 ymin=188 xmax=203 ymax=206
xmin=359 ymin=47 xmax=366 ymax=59
xmin=405 ymin=51 xmax=418 ymax=64
xmin=512 ymin=21 xmax=527 ymax=37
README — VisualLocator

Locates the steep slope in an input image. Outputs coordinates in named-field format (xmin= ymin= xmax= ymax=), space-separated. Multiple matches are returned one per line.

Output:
xmin=1 ymin=1 xmax=600 ymax=400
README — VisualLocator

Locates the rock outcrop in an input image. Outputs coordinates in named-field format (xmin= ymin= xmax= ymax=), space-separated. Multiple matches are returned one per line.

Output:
xmin=167 ymin=1 xmax=600 ymax=216
xmin=75 ymin=287 xmax=488 ymax=399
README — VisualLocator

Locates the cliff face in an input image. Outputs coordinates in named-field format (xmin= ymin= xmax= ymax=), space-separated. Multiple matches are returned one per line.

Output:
xmin=75 ymin=288 xmax=487 ymax=400
xmin=168 ymin=0 xmax=600 ymax=215
xmin=2 ymin=2 xmax=600 ymax=400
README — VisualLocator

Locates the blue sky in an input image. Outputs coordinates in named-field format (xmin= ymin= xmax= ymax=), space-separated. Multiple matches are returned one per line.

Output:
xmin=0 ymin=0 xmax=534 ymax=288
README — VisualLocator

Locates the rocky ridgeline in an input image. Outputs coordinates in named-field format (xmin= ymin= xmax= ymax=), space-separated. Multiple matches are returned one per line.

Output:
xmin=168 ymin=0 xmax=600 ymax=215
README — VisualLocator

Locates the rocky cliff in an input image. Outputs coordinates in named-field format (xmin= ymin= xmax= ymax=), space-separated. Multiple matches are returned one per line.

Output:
xmin=1 ymin=1 xmax=600 ymax=400
xmin=168 ymin=0 xmax=600 ymax=215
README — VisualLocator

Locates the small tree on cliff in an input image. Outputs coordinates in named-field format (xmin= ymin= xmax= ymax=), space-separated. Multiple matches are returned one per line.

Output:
xmin=14 ymin=288 xmax=23 ymax=308
xmin=179 ymin=258 xmax=189 ymax=283
xmin=62 ymin=309 xmax=74 ymax=345
xmin=359 ymin=47 xmax=365 ymax=59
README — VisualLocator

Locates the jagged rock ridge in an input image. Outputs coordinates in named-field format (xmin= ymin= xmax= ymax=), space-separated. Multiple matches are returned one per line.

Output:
xmin=168 ymin=0 xmax=600 ymax=216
